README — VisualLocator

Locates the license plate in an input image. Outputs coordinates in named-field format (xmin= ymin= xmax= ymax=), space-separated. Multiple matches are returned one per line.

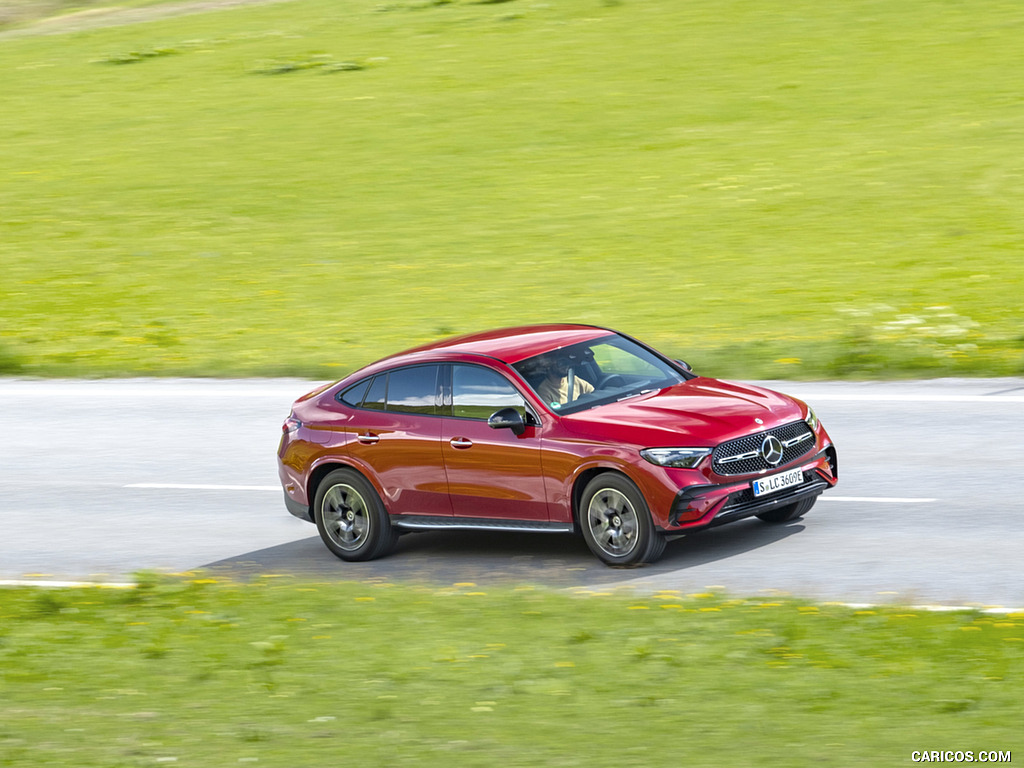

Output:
xmin=752 ymin=468 xmax=803 ymax=498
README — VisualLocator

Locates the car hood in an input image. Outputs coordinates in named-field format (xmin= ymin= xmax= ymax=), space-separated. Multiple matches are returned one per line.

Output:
xmin=562 ymin=377 xmax=806 ymax=446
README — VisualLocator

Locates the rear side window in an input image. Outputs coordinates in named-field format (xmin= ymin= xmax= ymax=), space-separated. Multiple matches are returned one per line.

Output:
xmin=338 ymin=378 xmax=370 ymax=407
xmin=337 ymin=367 xmax=441 ymax=415
xmin=363 ymin=375 xmax=387 ymax=411
xmin=387 ymin=366 xmax=441 ymax=415
xmin=452 ymin=365 xmax=526 ymax=420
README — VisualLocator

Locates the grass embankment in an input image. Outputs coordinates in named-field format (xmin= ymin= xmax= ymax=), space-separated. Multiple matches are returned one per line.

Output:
xmin=1 ymin=578 xmax=1020 ymax=766
xmin=1 ymin=0 xmax=1023 ymax=379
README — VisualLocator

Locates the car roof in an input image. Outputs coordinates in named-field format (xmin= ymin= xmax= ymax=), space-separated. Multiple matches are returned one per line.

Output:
xmin=379 ymin=324 xmax=616 ymax=366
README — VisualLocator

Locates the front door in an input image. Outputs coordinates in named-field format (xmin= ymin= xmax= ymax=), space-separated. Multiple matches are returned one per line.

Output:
xmin=441 ymin=364 xmax=547 ymax=521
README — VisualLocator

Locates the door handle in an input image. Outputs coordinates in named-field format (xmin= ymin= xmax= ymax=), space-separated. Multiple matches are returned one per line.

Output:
xmin=357 ymin=433 xmax=380 ymax=445
xmin=449 ymin=437 xmax=473 ymax=449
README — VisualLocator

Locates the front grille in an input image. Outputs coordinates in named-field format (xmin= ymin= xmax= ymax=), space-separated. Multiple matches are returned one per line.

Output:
xmin=712 ymin=421 xmax=815 ymax=476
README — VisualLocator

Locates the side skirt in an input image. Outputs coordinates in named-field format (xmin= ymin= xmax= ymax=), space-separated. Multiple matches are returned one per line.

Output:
xmin=392 ymin=516 xmax=575 ymax=534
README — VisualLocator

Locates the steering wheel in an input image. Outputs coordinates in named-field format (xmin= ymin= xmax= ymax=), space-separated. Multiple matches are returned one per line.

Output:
xmin=599 ymin=374 xmax=628 ymax=389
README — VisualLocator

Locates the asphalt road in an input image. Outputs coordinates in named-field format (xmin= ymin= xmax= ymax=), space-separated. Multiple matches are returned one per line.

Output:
xmin=2 ymin=377 xmax=1022 ymax=608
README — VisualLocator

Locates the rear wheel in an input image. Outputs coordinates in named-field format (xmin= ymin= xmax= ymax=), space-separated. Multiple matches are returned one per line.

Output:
xmin=756 ymin=496 xmax=816 ymax=524
xmin=314 ymin=468 xmax=397 ymax=561
xmin=579 ymin=473 xmax=666 ymax=567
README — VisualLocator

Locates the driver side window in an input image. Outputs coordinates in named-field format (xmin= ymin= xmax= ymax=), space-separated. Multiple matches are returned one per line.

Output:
xmin=451 ymin=365 xmax=527 ymax=420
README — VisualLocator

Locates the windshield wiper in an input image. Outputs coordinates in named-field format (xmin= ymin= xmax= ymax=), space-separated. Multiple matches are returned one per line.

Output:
xmin=617 ymin=389 xmax=653 ymax=402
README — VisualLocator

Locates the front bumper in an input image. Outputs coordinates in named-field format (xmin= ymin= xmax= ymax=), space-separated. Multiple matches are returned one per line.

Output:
xmin=661 ymin=447 xmax=837 ymax=532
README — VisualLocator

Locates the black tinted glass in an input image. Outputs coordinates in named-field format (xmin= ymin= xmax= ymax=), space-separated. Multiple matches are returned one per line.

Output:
xmin=386 ymin=366 xmax=440 ymax=415
xmin=363 ymin=374 xmax=387 ymax=411
xmin=511 ymin=333 xmax=686 ymax=414
xmin=452 ymin=365 xmax=525 ymax=420
xmin=338 ymin=378 xmax=370 ymax=407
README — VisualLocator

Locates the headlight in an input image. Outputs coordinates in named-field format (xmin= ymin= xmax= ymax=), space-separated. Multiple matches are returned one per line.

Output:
xmin=640 ymin=447 xmax=712 ymax=469
xmin=805 ymin=406 xmax=819 ymax=432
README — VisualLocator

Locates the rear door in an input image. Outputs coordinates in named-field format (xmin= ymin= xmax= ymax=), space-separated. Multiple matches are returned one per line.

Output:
xmin=345 ymin=365 xmax=452 ymax=517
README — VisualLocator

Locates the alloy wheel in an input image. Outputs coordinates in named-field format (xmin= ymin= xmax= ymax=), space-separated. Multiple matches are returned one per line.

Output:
xmin=586 ymin=488 xmax=639 ymax=557
xmin=321 ymin=483 xmax=371 ymax=551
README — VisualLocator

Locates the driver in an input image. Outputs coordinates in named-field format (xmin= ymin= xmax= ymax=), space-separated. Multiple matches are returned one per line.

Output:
xmin=534 ymin=350 xmax=594 ymax=406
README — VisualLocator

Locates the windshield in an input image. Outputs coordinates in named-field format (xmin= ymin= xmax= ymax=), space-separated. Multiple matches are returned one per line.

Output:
xmin=512 ymin=333 xmax=688 ymax=414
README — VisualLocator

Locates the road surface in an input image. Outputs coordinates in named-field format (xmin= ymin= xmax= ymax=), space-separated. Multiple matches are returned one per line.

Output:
xmin=2 ymin=377 xmax=1022 ymax=607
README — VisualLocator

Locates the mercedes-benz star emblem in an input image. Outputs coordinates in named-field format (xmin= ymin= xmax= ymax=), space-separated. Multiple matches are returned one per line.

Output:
xmin=759 ymin=435 xmax=784 ymax=466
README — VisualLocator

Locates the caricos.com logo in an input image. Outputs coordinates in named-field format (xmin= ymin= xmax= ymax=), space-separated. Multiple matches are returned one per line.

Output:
xmin=911 ymin=752 xmax=1011 ymax=763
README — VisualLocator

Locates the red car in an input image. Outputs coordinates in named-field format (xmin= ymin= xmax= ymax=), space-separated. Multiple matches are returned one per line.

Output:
xmin=277 ymin=324 xmax=838 ymax=566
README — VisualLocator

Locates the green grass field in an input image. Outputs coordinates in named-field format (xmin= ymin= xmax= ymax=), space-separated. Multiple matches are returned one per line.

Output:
xmin=3 ymin=9 xmax=1019 ymax=764
xmin=2 ymin=0 xmax=1023 ymax=379
xmin=1 ymin=577 xmax=1020 ymax=767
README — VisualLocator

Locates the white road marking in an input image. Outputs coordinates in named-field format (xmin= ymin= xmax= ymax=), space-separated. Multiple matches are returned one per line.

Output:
xmin=124 ymin=483 xmax=280 ymax=491
xmin=0 ymin=580 xmax=135 ymax=589
xmin=118 ymin=486 xmax=937 ymax=540
xmin=839 ymin=602 xmax=1024 ymax=614
xmin=123 ymin=485 xmax=935 ymax=504
xmin=3 ymin=580 xmax=1019 ymax=614
xmin=818 ymin=496 xmax=936 ymax=503
xmin=796 ymin=393 xmax=1024 ymax=403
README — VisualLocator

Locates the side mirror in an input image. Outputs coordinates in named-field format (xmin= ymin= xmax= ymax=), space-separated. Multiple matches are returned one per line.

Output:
xmin=487 ymin=407 xmax=527 ymax=436
xmin=675 ymin=359 xmax=693 ymax=372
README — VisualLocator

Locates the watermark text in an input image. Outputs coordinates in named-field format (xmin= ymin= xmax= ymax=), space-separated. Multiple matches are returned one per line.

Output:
xmin=911 ymin=752 xmax=1011 ymax=763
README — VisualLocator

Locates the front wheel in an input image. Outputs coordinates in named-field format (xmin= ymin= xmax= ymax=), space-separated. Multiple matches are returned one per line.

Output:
xmin=756 ymin=496 xmax=816 ymax=524
xmin=314 ymin=468 xmax=397 ymax=561
xmin=579 ymin=473 xmax=666 ymax=567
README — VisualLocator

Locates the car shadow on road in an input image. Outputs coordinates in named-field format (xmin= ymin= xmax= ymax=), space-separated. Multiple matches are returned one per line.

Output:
xmin=203 ymin=518 xmax=805 ymax=588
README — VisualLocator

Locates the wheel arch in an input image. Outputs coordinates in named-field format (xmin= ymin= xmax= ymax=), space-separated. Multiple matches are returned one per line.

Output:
xmin=570 ymin=465 xmax=639 ymax=530
xmin=307 ymin=459 xmax=383 ymax=513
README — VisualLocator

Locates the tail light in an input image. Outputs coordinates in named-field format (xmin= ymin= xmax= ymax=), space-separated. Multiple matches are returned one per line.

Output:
xmin=283 ymin=416 xmax=302 ymax=435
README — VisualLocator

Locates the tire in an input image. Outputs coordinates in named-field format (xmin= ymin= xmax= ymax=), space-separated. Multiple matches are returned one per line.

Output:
xmin=756 ymin=496 xmax=816 ymax=524
xmin=314 ymin=468 xmax=397 ymax=562
xmin=579 ymin=473 xmax=666 ymax=567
